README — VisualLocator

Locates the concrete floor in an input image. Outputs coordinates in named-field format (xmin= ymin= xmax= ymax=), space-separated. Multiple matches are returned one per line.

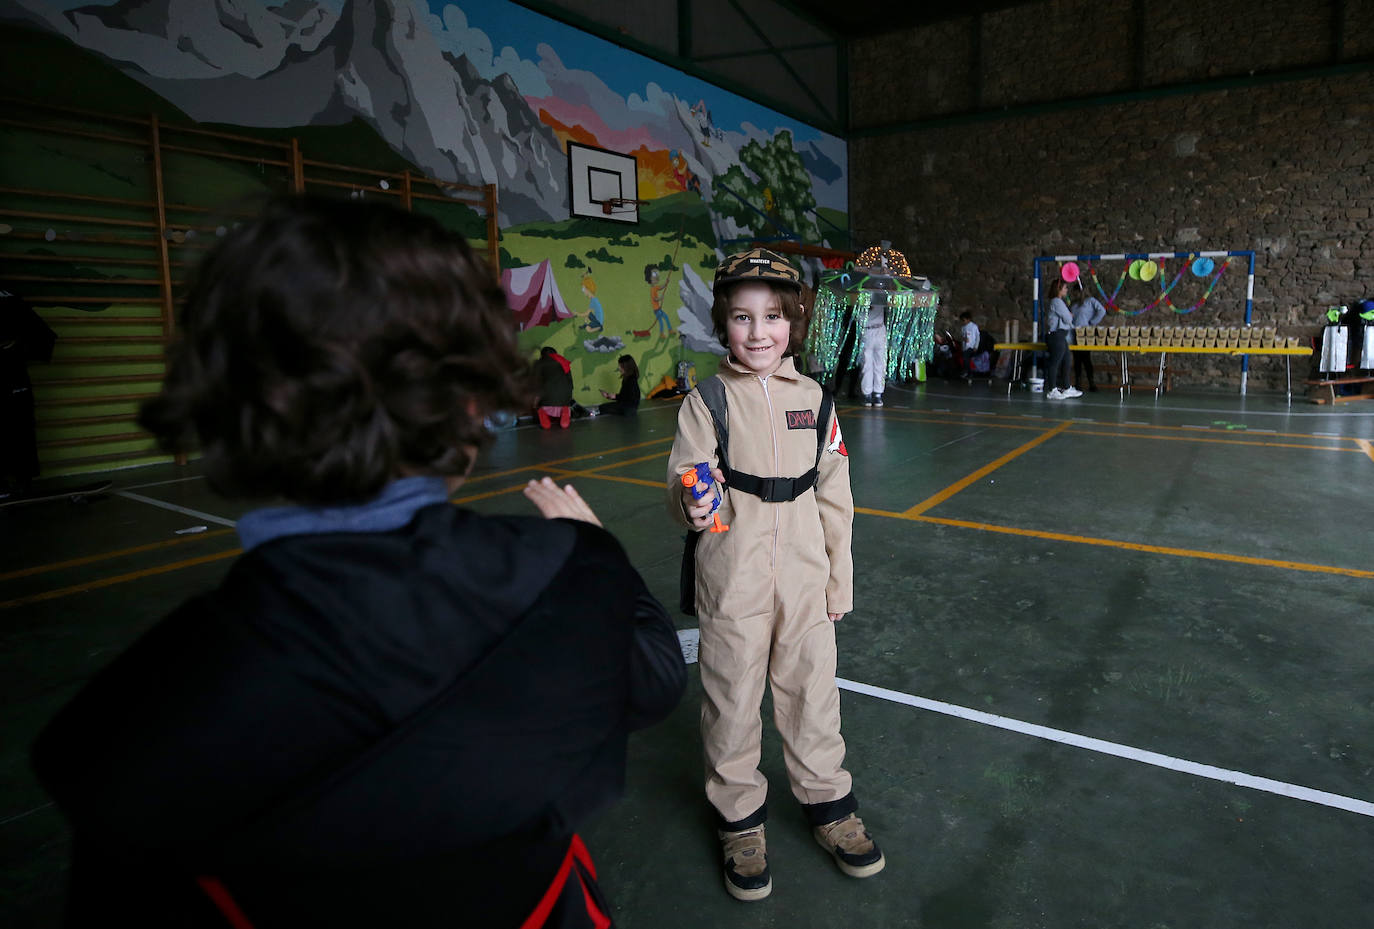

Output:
xmin=4 ymin=379 xmax=1373 ymax=928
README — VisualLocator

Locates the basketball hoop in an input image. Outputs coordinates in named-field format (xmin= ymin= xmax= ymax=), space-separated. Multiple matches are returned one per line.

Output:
xmin=595 ymin=197 xmax=647 ymax=215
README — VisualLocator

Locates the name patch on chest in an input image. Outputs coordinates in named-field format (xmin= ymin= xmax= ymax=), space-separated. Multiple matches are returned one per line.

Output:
xmin=785 ymin=409 xmax=817 ymax=430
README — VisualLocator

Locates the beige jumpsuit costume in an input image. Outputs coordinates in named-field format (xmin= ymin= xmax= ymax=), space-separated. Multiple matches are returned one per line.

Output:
xmin=667 ymin=354 xmax=856 ymax=828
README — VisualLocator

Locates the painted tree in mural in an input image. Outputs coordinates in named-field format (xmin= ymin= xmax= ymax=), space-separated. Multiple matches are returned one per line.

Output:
xmin=711 ymin=130 xmax=821 ymax=243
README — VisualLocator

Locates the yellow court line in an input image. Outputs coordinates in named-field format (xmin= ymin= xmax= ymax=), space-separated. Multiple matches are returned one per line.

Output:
xmin=881 ymin=407 xmax=1365 ymax=444
xmin=15 ymin=454 xmax=1368 ymax=609
xmin=544 ymin=468 xmax=663 ymax=490
xmin=854 ymin=506 xmax=1374 ymax=579
xmin=1082 ymin=420 xmax=1363 ymax=442
xmin=463 ymin=437 xmax=673 ymax=486
xmin=903 ymin=421 xmax=1072 ymax=518
xmin=872 ymin=410 xmax=1359 ymax=452
xmin=581 ymin=450 xmax=671 ymax=472
xmin=0 ymin=529 xmax=235 ymax=583
xmin=452 ymin=469 xmax=664 ymax=507
xmin=0 ymin=548 xmax=242 ymax=611
xmin=1068 ymin=429 xmax=1357 ymax=453
xmin=912 ymin=514 xmax=1374 ymax=580
xmin=451 ymin=481 xmax=536 ymax=505
xmin=868 ymin=411 xmax=1050 ymax=432
xmin=571 ymin=473 xmax=664 ymax=490
xmin=877 ymin=409 xmax=1057 ymax=426
xmin=1359 ymin=439 xmax=1374 ymax=463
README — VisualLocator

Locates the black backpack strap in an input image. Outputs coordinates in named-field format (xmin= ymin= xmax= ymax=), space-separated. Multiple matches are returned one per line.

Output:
xmin=695 ymin=375 xmax=730 ymax=467
xmin=815 ymin=388 xmax=834 ymax=466
xmin=680 ymin=376 xmax=727 ymax=617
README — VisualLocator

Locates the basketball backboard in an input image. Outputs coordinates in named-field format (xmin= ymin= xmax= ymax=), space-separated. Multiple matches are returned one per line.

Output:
xmin=568 ymin=141 xmax=641 ymax=224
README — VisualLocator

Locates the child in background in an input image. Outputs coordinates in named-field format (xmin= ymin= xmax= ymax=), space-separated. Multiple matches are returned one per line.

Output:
xmin=958 ymin=310 xmax=988 ymax=378
xmin=533 ymin=345 xmax=574 ymax=428
xmin=598 ymin=354 xmax=641 ymax=416
xmin=666 ymin=247 xmax=884 ymax=903
xmin=32 ymin=196 xmax=686 ymax=929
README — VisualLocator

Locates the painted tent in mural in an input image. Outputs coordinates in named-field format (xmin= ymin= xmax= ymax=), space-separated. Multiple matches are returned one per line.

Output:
xmin=0 ymin=0 xmax=849 ymax=404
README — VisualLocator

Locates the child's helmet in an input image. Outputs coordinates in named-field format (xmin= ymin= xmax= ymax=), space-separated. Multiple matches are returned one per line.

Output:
xmin=714 ymin=247 xmax=801 ymax=291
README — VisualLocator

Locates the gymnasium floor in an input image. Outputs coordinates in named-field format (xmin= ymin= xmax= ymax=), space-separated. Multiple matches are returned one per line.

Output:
xmin=3 ymin=379 xmax=1373 ymax=928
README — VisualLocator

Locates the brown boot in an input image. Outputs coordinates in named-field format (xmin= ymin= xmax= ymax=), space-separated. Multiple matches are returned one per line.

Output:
xmin=719 ymin=824 xmax=771 ymax=901
xmin=814 ymin=813 xmax=885 ymax=878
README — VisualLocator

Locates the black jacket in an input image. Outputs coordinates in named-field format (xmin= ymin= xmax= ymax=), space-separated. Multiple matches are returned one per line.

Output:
xmin=33 ymin=505 xmax=686 ymax=928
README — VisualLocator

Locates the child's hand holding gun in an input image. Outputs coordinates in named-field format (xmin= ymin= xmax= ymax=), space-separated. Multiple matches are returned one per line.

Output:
xmin=680 ymin=462 xmax=729 ymax=533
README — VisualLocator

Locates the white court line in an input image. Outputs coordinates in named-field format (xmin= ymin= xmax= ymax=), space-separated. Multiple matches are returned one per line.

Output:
xmin=121 ymin=475 xmax=207 ymax=491
xmin=1123 ymin=420 xmax=1149 ymax=425
xmin=1314 ymin=432 xmax=1341 ymax=437
xmin=0 ymin=801 xmax=54 ymax=826
xmin=837 ymin=677 xmax=1374 ymax=818
xmin=1182 ymin=424 xmax=1209 ymax=430
xmin=928 ymin=431 xmax=986 ymax=453
xmin=675 ymin=632 xmax=1372 ymax=816
xmin=677 ymin=628 xmax=699 ymax=665
xmin=115 ymin=491 xmax=237 ymax=528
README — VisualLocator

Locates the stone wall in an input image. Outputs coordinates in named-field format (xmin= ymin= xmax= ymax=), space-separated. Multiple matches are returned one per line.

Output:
xmin=849 ymin=0 xmax=1374 ymax=390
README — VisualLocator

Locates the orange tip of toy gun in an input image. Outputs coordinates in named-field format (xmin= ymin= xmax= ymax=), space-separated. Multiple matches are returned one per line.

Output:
xmin=709 ymin=513 xmax=729 ymax=533
xmin=680 ymin=471 xmax=697 ymax=488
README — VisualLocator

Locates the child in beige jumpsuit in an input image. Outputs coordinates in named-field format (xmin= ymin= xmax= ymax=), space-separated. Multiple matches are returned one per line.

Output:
xmin=667 ymin=248 xmax=884 ymax=902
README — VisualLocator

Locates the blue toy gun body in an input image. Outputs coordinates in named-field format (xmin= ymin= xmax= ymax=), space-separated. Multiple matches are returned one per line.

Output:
xmin=681 ymin=462 xmax=729 ymax=532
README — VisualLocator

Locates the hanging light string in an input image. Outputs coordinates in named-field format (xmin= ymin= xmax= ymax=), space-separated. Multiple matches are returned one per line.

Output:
xmin=1085 ymin=262 xmax=1129 ymax=307
xmin=1079 ymin=254 xmax=1231 ymax=317
xmin=1163 ymin=257 xmax=1233 ymax=314
xmin=807 ymin=286 xmax=859 ymax=376
xmin=884 ymin=289 xmax=938 ymax=380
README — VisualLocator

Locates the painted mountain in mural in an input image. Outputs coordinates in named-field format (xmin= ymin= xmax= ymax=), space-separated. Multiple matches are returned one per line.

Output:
xmin=1 ymin=0 xmax=567 ymax=223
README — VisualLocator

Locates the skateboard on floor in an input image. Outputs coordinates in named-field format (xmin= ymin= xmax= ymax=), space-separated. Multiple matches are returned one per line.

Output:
xmin=0 ymin=479 xmax=113 ymax=509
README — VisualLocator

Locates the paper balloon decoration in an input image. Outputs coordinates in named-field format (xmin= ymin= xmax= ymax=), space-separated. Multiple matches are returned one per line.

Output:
xmin=1191 ymin=257 xmax=1215 ymax=277
xmin=1139 ymin=260 xmax=1158 ymax=282
xmin=1128 ymin=259 xmax=1144 ymax=280
xmin=1061 ymin=262 xmax=1080 ymax=283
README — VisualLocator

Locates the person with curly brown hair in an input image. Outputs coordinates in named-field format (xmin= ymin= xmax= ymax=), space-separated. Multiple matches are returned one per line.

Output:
xmin=30 ymin=196 xmax=686 ymax=929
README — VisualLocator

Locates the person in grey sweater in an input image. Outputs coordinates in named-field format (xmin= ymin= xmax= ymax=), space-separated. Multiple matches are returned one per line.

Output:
xmin=1043 ymin=279 xmax=1081 ymax=400
xmin=1070 ymin=288 xmax=1107 ymax=392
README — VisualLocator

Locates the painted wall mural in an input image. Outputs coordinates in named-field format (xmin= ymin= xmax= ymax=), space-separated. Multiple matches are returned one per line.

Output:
xmin=1 ymin=0 xmax=848 ymax=411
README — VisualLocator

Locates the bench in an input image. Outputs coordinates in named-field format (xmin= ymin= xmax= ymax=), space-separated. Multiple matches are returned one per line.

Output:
xmin=1305 ymin=375 xmax=1374 ymax=405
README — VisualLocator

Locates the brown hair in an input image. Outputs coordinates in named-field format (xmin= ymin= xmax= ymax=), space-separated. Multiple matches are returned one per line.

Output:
xmin=709 ymin=280 xmax=809 ymax=356
xmin=139 ymin=195 xmax=530 ymax=504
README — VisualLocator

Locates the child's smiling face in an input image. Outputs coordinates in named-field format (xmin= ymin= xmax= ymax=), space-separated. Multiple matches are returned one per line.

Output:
xmin=725 ymin=282 xmax=790 ymax=377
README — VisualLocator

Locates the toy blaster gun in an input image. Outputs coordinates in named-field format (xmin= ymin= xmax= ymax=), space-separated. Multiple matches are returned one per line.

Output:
xmin=681 ymin=463 xmax=729 ymax=533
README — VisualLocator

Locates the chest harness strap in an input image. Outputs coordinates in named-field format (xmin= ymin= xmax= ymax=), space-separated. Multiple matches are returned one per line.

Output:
xmin=695 ymin=375 xmax=833 ymax=503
